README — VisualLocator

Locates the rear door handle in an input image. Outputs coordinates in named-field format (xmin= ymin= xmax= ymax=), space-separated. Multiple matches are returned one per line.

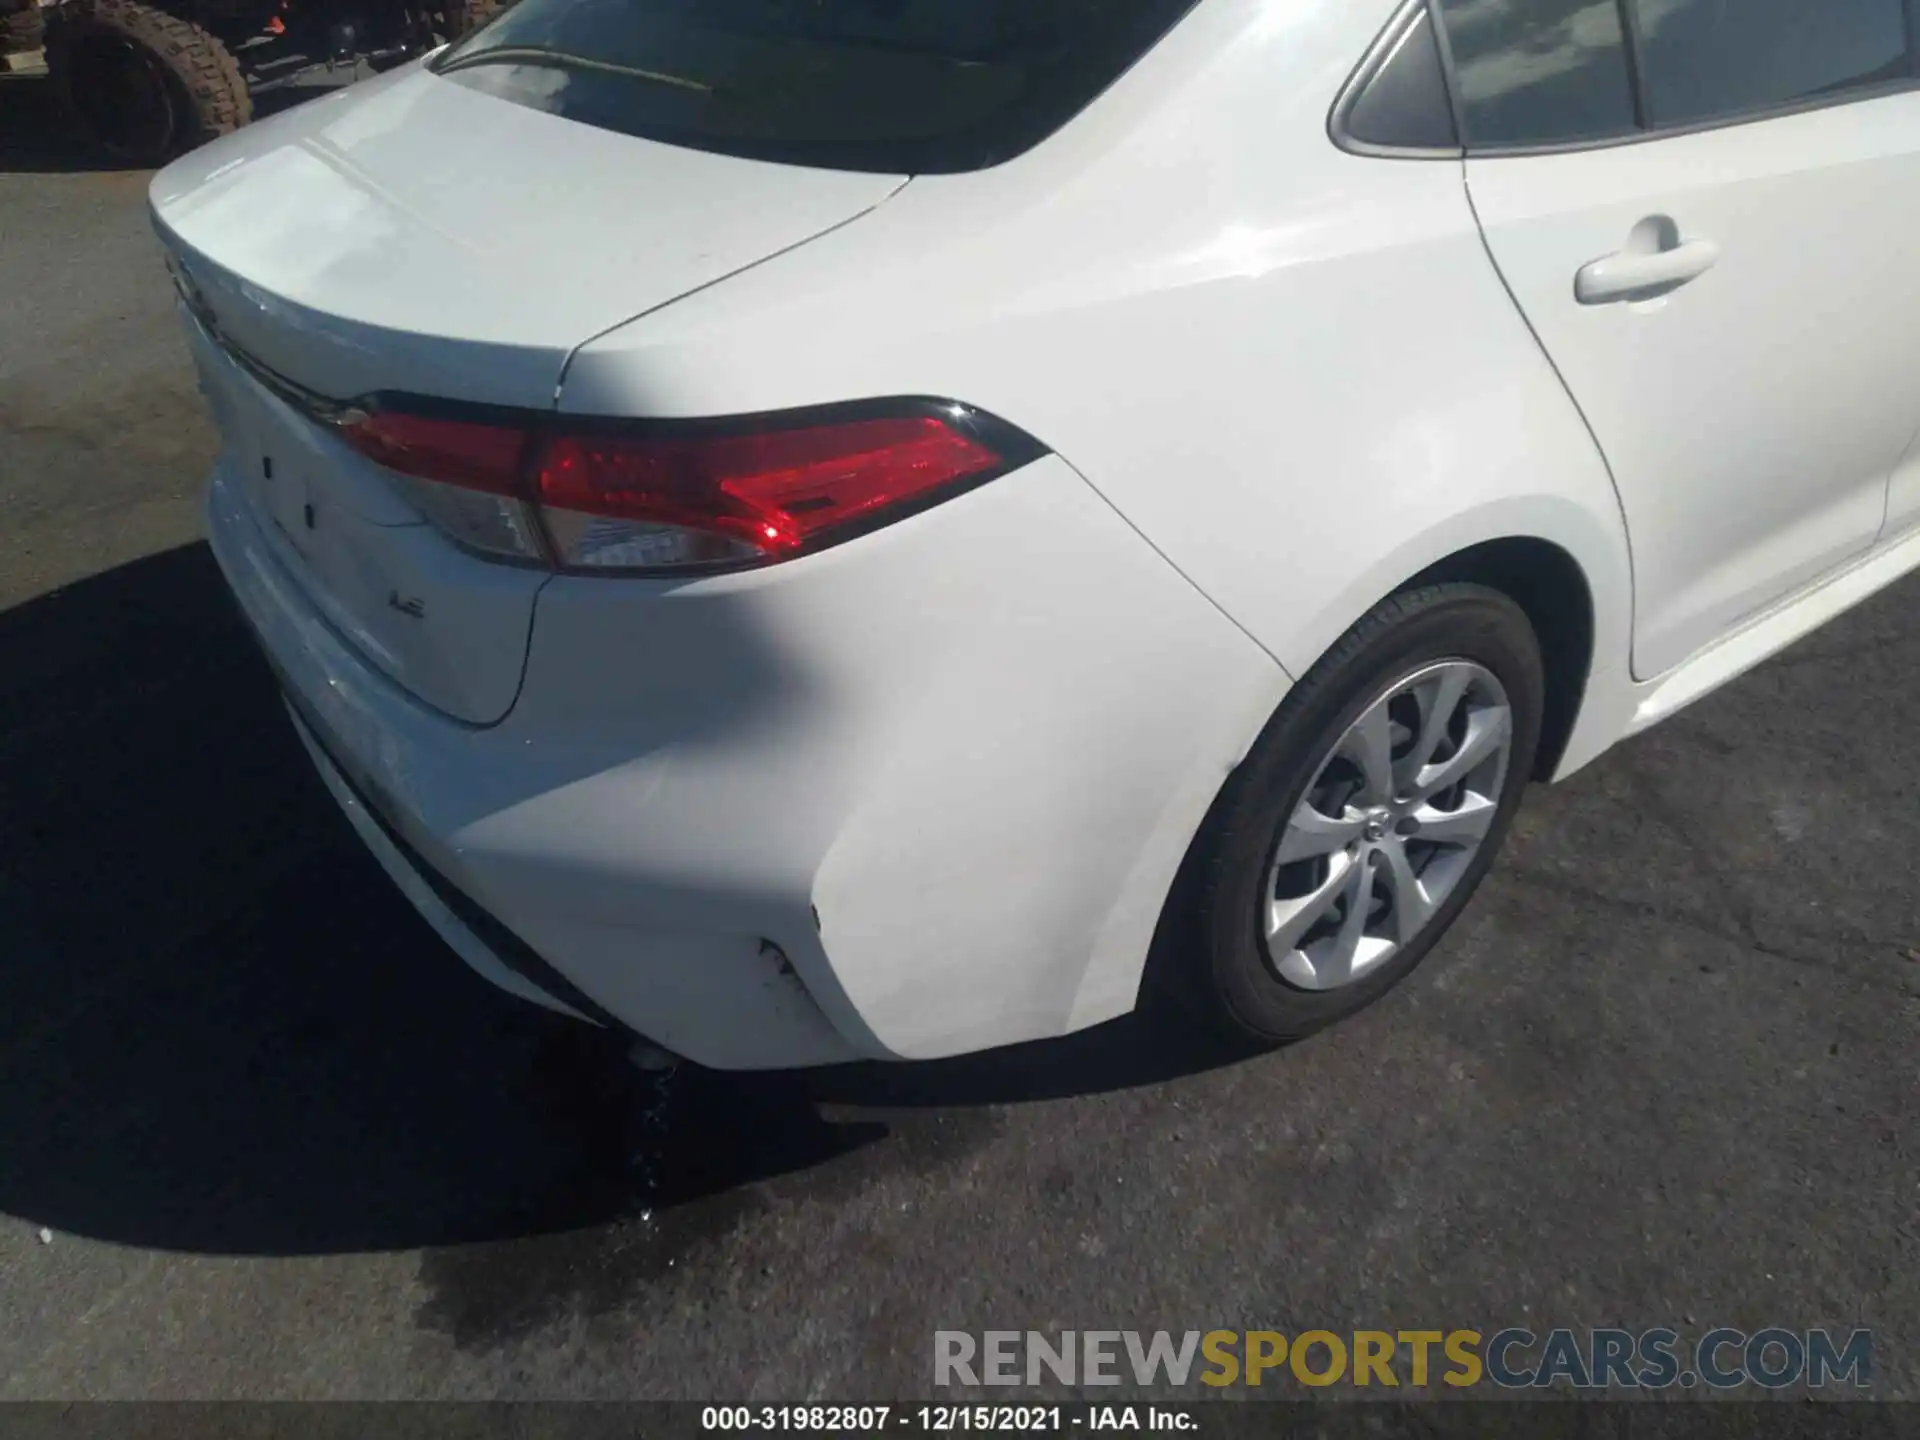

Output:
xmin=1575 ymin=238 xmax=1720 ymax=305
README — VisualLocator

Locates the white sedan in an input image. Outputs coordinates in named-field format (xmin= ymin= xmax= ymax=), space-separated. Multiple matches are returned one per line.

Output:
xmin=150 ymin=0 xmax=1920 ymax=1067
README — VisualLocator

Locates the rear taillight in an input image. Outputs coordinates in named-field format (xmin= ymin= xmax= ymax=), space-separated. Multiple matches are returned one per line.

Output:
xmin=337 ymin=403 xmax=1037 ymax=574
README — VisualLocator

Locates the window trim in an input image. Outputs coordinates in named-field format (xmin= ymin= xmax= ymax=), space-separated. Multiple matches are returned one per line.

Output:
xmin=1328 ymin=0 xmax=1464 ymax=159
xmin=1615 ymin=0 xmax=1653 ymax=131
xmin=1466 ymin=73 xmax=1920 ymax=158
xmin=1336 ymin=0 xmax=1920 ymax=161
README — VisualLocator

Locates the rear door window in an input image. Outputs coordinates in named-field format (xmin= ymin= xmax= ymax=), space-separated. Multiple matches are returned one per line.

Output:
xmin=435 ymin=0 xmax=1204 ymax=174
xmin=1432 ymin=0 xmax=1638 ymax=148
xmin=1631 ymin=0 xmax=1912 ymax=128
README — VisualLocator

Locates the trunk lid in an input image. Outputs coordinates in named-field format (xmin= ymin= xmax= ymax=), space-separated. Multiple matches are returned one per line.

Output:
xmin=150 ymin=61 xmax=905 ymax=407
xmin=150 ymin=62 xmax=904 ymax=723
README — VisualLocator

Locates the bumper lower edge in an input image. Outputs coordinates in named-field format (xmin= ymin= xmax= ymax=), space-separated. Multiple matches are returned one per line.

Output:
xmin=287 ymin=702 xmax=627 ymax=1033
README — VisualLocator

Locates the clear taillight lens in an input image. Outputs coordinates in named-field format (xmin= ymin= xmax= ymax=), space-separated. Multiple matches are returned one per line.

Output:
xmin=340 ymin=410 xmax=546 ymax=562
xmin=337 ymin=403 xmax=1036 ymax=574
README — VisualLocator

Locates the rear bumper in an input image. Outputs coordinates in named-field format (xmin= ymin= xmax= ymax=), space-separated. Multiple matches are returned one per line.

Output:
xmin=284 ymin=697 xmax=619 ymax=1030
xmin=205 ymin=452 xmax=1289 ymax=1068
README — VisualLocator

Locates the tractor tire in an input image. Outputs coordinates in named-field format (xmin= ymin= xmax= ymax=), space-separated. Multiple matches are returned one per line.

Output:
xmin=46 ymin=0 xmax=249 ymax=165
xmin=438 ymin=0 xmax=503 ymax=41
xmin=2 ymin=2 xmax=44 ymax=57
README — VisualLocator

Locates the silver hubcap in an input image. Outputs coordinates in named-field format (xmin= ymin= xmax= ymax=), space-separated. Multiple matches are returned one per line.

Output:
xmin=1263 ymin=660 xmax=1513 ymax=992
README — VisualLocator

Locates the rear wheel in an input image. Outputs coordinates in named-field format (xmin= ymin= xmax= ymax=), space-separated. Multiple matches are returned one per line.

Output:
xmin=1166 ymin=584 xmax=1544 ymax=1043
xmin=46 ymin=0 xmax=249 ymax=164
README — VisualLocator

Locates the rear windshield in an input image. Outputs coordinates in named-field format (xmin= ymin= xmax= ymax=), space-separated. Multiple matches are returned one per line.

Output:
xmin=433 ymin=0 xmax=1205 ymax=174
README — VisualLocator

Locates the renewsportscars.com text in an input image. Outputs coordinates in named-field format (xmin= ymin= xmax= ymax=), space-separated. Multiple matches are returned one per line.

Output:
xmin=934 ymin=1328 xmax=1872 ymax=1391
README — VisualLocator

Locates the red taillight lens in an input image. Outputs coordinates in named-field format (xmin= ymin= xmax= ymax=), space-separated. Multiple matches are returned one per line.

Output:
xmin=335 ymin=403 xmax=1029 ymax=574
xmin=340 ymin=411 xmax=525 ymax=494
xmin=534 ymin=417 xmax=1005 ymax=562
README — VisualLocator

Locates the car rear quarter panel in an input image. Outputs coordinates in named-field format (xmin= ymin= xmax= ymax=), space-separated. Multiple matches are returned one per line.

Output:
xmin=560 ymin=0 xmax=1637 ymax=780
xmin=492 ymin=457 xmax=1291 ymax=1060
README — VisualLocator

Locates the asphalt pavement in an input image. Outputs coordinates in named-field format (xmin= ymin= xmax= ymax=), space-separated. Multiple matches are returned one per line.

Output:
xmin=2 ymin=70 xmax=1917 ymax=1401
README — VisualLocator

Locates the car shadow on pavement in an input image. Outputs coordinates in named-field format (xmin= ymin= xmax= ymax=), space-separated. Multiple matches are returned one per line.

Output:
xmin=0 ymin=543 xmax=1257 ymax=1259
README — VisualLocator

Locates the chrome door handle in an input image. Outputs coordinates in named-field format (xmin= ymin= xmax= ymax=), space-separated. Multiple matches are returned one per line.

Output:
xmin=1575 ymin=238 xmax=1720 ymax=305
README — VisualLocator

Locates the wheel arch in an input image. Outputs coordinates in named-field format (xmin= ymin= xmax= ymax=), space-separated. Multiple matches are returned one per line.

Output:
xmin=1263 ymin=495 xmax=1635 ymax=787
xmin=1403 ymin=537 xmax=1593 ymax=781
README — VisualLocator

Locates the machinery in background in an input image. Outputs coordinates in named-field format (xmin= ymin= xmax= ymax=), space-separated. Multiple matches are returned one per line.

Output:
xmin=39 ymin=0 xmax=502 ymax=163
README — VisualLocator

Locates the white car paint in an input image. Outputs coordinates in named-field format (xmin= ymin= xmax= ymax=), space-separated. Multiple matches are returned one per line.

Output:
xmin=1630 ymin=518 xmax=1920 ymax=735
xmin=554 ymin=0 xmax=1639 ymax=779
xmin=153 ymin=0 xmax=1920 ymax=1066
xmin=204 ymin=446 xmax=1287 ymax=1065
xmin=1466 ymin=90 xmax=1920 ymax=680
xmin=183 ymin=316 xmax=547 ymax=721
xmin=149 ymin=57 xmax=905 ymax=408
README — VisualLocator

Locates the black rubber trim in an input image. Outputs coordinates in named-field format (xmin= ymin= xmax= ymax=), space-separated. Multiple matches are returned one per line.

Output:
xmin=1328 ymin=0 xmax=1463 ymax=160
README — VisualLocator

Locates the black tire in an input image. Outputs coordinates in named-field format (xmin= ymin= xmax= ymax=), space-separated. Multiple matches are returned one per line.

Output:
xmin=1160 ymin=583 xmax=1545 ymax=1044
xmin=46 ymin=0 xmax=249 ymax=165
